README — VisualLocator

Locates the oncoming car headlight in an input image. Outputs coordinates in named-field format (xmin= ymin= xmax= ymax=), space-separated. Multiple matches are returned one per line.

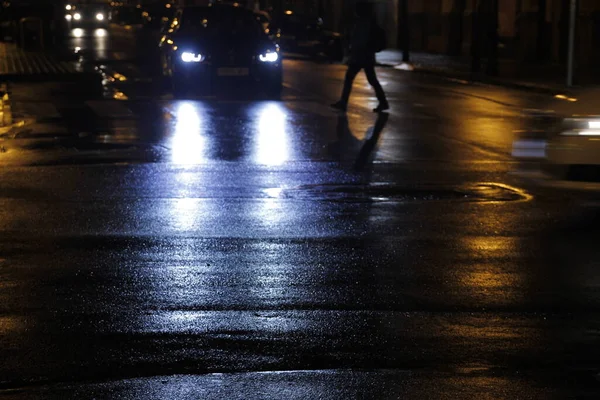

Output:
xmin=588 ymin=120 xmax=600 ymax=129
xmin=561 ymin=130 xmax=600 ymax=136
xmin=181 ymin=52 xmax=203 ymax=63
xmin=96 ymin=13 xmax=104 ymax=21
xmin=559 ymin=118 xmax=600 ymax=136
xmin=259 ymin=51 xmax=278 ymax=63
xmin=73 ymin=13 xmax=81 ymax=20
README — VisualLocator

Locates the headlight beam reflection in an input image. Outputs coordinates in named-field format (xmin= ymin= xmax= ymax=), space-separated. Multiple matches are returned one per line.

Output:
xmin=254 ymin=103 xmax=290 ymax=166
xmin=170 ymin=101 xmax=208 ymax=165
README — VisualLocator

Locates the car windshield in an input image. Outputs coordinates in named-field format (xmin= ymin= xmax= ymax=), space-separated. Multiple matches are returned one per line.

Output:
xmin=180 ymin=7 xmax=263 ymax=38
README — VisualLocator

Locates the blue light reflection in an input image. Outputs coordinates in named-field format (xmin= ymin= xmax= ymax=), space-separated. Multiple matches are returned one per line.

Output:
xmin=170 ymin=101 xmax=207 ymax=165
xmin=254 ymin=103 xmax=289 ymax=166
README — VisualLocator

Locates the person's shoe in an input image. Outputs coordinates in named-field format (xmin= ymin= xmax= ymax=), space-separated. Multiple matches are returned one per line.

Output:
xmin=373 ymin=102 xmax=389 ymax=113
xmin=330 ymin=101 xmax=347 ymax=112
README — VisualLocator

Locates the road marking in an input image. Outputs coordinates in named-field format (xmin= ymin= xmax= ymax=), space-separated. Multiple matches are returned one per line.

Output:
xmin=85 ymin=100 xmax=135 ymax=118
xmin=20 ymin=96 xmax=435 ymax=124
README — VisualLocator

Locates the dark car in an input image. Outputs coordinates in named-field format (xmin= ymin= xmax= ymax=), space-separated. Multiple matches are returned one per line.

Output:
xmin=269 ymin=11 xmax=343 ymax=61
xmin=110 ymin=4 xmax=146 ymax=27
xmin=142 ymin=2 xmax=176 ymax=30
xmin=270 ymin=12 xmax=322 ymax=52
xmin=158 ymin=5 xmax=282 ymax=97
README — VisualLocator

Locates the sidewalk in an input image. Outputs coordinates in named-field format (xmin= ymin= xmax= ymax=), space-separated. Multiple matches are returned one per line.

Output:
xmin=376 ymin=49 xmax=594 ymax=93
xmin=0 ymin=41 xmax=88 ymax=81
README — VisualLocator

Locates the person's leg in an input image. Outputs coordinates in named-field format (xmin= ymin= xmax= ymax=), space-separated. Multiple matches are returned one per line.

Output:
xmin=334 ymin=64 xmax=361 ymax=109
xmin=364 ymin=65 xmax=388 ymax=110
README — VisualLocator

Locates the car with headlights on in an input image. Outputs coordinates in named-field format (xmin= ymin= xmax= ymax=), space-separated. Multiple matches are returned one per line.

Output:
xmin=158 ymin=4 xmax=282 ymax=97
xmin=65 ymin=1 xmax=109 ymax=27
xmin=512 ymin=88 xmax=600 ymax=191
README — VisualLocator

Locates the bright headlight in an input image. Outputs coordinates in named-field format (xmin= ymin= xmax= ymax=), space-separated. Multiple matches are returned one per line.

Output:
xmin=96 ymin=13 xmax=104 ymax=21
xmin=181 ymin=52 xmax=203 ymax=63
xmin=562 ymin=129 xmax=600 ymax=136
xmin=588 ymin=121 xmax=600 ymax=129
xmin=66 ymin=5 xmax=72 ymax=11
xmin=259 ymin=51 xmax=278 ymax=63
xmin=579 ymin=130 xmax=600 ymax=136
xmin=65 ymin=14 xmax=72 ymax=20
xmin=564 ymin=117 xmax=600 ymax=130
xmin=73 ymin=13 xmax=81 ymax=20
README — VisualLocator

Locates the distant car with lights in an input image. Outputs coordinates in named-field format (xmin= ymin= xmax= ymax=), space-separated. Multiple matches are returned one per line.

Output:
xmin=65 ymin=1 xmax=109 ymax=26
xmin=512 ymin=88 xmax=600 ymax=190
xmin=158 ymin=4 xmax=282 ymax=97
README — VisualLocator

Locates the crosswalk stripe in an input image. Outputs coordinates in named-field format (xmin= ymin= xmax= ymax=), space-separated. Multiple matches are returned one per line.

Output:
xmin=85 ymin=100 xmax=135 ymax=118
xmin=16 ymin=99 xmax=361 ymax=123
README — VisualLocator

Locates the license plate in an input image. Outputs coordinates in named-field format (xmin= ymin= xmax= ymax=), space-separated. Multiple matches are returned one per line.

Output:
xmin=512 ymin=139 xmax=547 ymax=159
xmin=217 ymin=68 xmax=249 ymax=77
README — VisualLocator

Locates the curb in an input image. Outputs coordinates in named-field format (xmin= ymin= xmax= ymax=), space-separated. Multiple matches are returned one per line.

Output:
xmin=0 ymin=72 xmax=104 ymax=99
xmin=0 ymin=71 xmax=101 ymax=83
xmin=377 ymin=62 xmax=566 ymax=95
xmin=0 ymin=117 xmax=35 ymax=136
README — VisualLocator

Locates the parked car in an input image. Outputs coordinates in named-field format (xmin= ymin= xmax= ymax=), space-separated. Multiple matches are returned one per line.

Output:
xmin=158 ymin=4 xmax=282 ymax=97
xmin=269 ymin=10 xmax=343 ymax=62
xmin=512 ymin=88 xmax=600 ymax=192
xmin=109 ymin=4 xmax=145 ymax=27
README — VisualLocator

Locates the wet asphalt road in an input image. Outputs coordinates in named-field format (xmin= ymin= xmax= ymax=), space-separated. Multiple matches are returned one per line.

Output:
xmin=1 ymin=26 xmax=600 ymax=399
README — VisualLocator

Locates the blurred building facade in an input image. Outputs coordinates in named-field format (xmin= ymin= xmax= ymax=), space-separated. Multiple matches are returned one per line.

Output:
xmin=258 ymin=0 xmax=600 ymax=71
xmin=397 ymin=0 xmax=600 ymax=65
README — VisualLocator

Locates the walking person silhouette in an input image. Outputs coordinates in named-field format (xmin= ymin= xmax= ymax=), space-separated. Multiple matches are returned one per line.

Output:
xmin=331 ymin=1 xmax=389 ymax=113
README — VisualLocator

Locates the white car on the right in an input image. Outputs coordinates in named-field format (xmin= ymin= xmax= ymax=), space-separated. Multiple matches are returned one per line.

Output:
xmin=512 ymin=87 xmax=600 ymax=191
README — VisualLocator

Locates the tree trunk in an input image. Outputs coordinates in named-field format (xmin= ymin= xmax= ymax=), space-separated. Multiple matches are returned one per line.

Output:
xmin=399 ymin=0 xmax=410 ymax=62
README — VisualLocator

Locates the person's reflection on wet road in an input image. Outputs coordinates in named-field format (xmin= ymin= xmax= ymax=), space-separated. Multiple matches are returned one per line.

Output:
xmin=327 ymin=112 xmax=389 ymax=165
xmin=354 ymin=112 xmax=389 ymax=170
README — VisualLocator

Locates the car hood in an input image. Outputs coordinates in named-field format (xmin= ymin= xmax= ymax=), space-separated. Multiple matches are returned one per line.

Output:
xmin=175 ymin=35 xmax=276 ymax=56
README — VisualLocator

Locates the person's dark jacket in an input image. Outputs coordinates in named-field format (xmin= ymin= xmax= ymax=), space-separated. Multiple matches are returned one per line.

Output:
xmin=347 ymin=17 xmax=377 ymax=66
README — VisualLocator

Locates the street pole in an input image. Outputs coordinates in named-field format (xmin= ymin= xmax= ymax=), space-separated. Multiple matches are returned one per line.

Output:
xmin=566 ymin=0 xmax=577 ymax=87
xmin=470 ymin=0 xmax=481 ymax=75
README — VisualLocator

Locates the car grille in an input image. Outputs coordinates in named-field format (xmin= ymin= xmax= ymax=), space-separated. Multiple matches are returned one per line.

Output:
xmin=212 ymin=51 xmax=252 ymax=67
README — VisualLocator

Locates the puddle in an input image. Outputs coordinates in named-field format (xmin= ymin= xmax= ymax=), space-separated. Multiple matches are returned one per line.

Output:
xmin=282 ymin=182 xmax=531 ymax=203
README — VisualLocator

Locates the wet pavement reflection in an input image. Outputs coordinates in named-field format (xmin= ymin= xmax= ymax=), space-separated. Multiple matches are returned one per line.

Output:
xmin=68 ymin=28 xmax=110 ymax=60
xmin=167 ymin=101 xmax=209 ymax=165
xmin=1 ymin=25 xmax=599 ymax=399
